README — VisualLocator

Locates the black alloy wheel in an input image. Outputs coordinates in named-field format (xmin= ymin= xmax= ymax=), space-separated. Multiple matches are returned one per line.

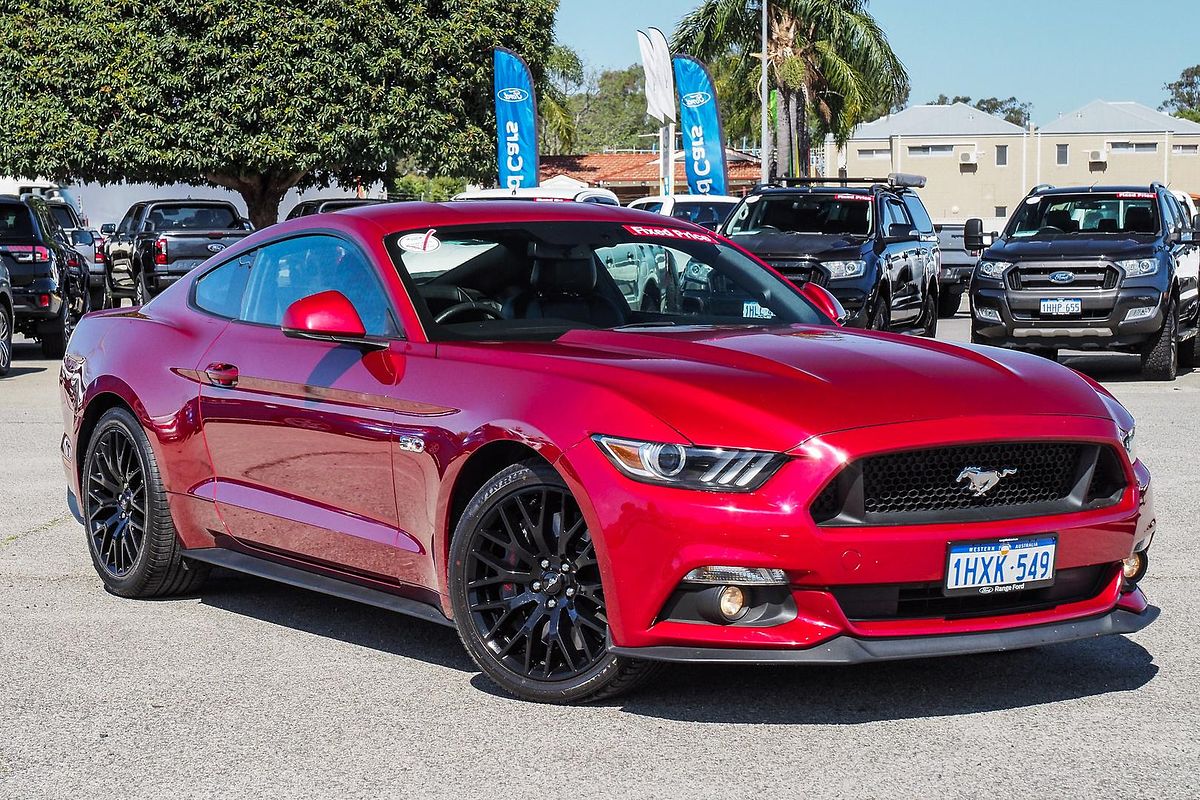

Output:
xmin=85 ymin=424 xmax=148 ymax=578
xmin=0 ymin=302 xmax=11 ymax=376
xmin=81 ymin=407 xmax=209 ymax=597
xmin=450 ymin=461 xmax=659 ymax=703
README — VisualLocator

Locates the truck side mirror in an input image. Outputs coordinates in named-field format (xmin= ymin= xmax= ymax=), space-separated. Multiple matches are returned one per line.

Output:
xmin=1193 ymin=213 xmax=1200 ymax=231
xmin=964 ymin=218 xmax=986 ymax=251
xmin=99 ymin=223 xmax=116 ymax=235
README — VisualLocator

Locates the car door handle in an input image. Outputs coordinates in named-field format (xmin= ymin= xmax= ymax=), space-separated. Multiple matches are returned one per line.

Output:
xmin=204 ymin=363 xmax=239 ymax=387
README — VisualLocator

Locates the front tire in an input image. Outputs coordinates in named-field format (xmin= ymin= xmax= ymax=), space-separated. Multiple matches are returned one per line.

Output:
xmin=918 ymin=284 xmax=938 ymax=337
xmin=0 ymin=302 xmax=11 ymax=376
xmin=937 ymin=287 xmax=963 ymax=318
xmin=133 ymin=271 xmax=148 ymax=306
xmin=449 ymin=460 xmax=659 ymax=704
xmin=1141 ymin=299 xmax=1178 ymax=381
xmin=868 ymin=290 xmax=891 ymax=331
xmin=81 ymin=407 xmax=209 ymax=597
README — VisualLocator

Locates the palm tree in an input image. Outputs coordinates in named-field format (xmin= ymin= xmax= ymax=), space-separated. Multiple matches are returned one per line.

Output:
xmin=674 ymin=0 xmax=908 ymax=177
xmin=539 ymin=44 xmax=584 ymax=155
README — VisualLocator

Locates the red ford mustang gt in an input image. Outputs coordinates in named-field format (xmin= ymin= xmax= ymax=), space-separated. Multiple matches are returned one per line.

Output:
xmin=59 ymin=201 xmax=1158 ymax=703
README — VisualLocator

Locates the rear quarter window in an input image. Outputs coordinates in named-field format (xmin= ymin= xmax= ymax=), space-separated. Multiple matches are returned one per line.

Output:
xmin=194 ymin=254 xmax=254 ymax=319
xmin=0 ymin=204 xmax=34 ymax=239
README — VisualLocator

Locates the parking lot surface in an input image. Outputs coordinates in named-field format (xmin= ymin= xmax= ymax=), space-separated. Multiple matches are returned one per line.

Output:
xmin=2 ymin=313 xmax=1197 ymax=799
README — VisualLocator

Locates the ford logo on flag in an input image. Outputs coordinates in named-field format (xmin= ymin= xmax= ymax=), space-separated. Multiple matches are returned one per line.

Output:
xmin=681 ymin=91 xmax=711 ymax=108
xmin=1049 ymin=270 xmax=1075 ymax=284
xmin=497 ymin=87 xmax=530 ymax=103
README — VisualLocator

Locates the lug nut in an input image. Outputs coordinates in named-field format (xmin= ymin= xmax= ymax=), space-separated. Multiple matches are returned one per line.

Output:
xmin=560 ymin=563 xmax=570 ymax=573
xmin=547 ymin=598 xmax=557 ymax=608
xmin=565 ymin=587 xmax=575 ymax=597
xmin=540 ymin=559 xmax=550 ymax=569
xmin=531 ymin=581 xmax=542 ymax=591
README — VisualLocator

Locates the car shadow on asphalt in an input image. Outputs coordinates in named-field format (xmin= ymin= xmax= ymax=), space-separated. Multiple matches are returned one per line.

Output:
xmin=1060 ymin=352 xmax=1196 ymax=383
xmin=195 ymin=568 xmax=475 ymax=673
xmin=1 ymin=366 xmax=47 ymax=378
xmin=608 ymin=635 xmax=1157 ymax=723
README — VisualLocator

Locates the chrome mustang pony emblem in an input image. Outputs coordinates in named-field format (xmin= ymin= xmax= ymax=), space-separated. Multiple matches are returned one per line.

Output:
xmin=956 ymin=466 xmax=1017 ymax=497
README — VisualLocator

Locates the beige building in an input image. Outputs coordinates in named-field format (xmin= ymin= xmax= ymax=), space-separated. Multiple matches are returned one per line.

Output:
xmin=827 ymin=100 xmax=1200 ymax=225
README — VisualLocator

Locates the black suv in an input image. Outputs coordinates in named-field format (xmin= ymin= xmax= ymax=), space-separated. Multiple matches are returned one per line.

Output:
xmin=0 ymin=195 xmax=92 ymax=358
xmin=967 ymin=183 xmax=1200 ymax=380
xmin=721 ymin=174 xmax=941 ymax=335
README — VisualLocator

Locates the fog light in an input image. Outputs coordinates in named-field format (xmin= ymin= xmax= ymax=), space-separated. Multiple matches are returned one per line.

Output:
xmin=1122 ymin=552 xmax=1148 ymax=584
xmin=1123 ymin=306 xmax=1155 ymax=323
xmin=717 ymin=585 xmax=747 ymax=621
xmin=683 ymin=565 xmax=787 ymax=585
xmin=975 ymin=306 xmax=1001 ymax=322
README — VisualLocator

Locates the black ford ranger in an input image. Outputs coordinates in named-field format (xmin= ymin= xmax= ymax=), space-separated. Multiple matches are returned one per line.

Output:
xmin=967 ymin=183 xmax=1200 ymax=380
xmin=720 ymin=174 xmax=940 ymax=335
xmin=105 ymin=200 xmax=254 ymax=305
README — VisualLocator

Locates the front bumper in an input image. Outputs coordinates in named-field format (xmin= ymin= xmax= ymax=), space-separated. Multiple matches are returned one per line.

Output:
xmin=559 ymin=414 xmax=1153 ymax=655
xmin=972 ymin=281 xmax=1167 ymax=350
xmin=611 ymin=600 xmax=1158 ymax=663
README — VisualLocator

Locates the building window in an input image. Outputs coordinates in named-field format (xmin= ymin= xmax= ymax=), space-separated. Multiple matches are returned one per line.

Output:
xmin=1173 ymin=144 xmax=1199 ymax=155
xmin=1056 ymin=144 xmax=1069 ymax=165
xmin=857 ymin=148 xmax=890 ymax=160
xmin=907 ymin=144 xmax=955 ymax=157
xmin=995 ymin=145 xmax=1008 ymax=166
xmin=1110 ymin=141 xmax=1158 ymax=154
xmin=995 ymin=206 xmax=1007 ymax=218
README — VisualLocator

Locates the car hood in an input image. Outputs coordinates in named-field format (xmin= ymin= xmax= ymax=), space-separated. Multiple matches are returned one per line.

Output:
xmin=725 ymin=230 xmax=865 ymax=261
xmin=469 ymin=326 xmax=1114 ymax=452
xmin=987 ymin=236 xmax=1155 ymax=261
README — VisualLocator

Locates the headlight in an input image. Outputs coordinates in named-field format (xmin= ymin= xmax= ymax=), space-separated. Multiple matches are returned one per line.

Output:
xmin=976 ymin=260 xmax=1013 ymax=278
xmin=1120 ymin=425 xmax=1137 ymax=461
xmin=593 ymin=435 xmax=787 ymax=491
xmin=823 ymin=259 xmax=866 ymax=280
xmin=1116 ymin=258 xmax=1158 ymax=277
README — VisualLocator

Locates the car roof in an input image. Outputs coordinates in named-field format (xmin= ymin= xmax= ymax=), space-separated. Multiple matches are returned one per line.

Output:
xmin=1035 ymin=185 xmax=1159 ymax=196
xmin=630 ymin=194 xmax=740 ymax=203
xmin=454 ymin=186 xmax=621 ymax=203
xmin=750 ymin=186 xmax=876 ymax=197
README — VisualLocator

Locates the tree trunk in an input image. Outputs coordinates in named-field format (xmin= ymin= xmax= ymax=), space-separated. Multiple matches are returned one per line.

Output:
xmin=204 ymin=170 xmax=307 ymax=230
xmin=796 ymin=87 xmax=810 ymax=178
xmin=776 ymin=89 xmax=792 ymax=178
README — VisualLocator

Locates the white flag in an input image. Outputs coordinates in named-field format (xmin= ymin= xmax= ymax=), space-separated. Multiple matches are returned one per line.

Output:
xmin=638 ymin=28 xmax=676 ymax=124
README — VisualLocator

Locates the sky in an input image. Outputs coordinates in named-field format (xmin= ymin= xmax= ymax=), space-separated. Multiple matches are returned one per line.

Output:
xmin=554 ymin=0 xmax=1200 ymax=125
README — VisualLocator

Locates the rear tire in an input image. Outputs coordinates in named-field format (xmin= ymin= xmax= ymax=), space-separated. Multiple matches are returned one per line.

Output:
xmin=40 ymin=303 xmax=68 ymax=360
xmin=449 ymin=460 xmax=660 ymax=704
xmin=918 ymin=285 xmax=938 ymax=337
xmin=1141 ymin=299 xmax=1178 ymax=381
xmin=133 ymin=271 xmax=148 ymax=306
xmin=81 ymin=407 xmax=209 ymax=597
xmin=1178 ymin=328 xmax=1200 ymax=370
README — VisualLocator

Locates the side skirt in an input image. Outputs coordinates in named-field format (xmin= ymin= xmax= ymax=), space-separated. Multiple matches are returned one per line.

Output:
xmin=183 ymin=547 xmax=456 ymax=629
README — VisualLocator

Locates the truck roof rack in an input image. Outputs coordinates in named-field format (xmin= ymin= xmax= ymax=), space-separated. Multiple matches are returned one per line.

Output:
xmin=769 ymin=172 xmax=926 ymax=189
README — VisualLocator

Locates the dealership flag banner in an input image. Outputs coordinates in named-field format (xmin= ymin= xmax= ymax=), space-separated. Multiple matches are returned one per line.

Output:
xmin=493 ymin=48 xmax=539 ymax=189
xmin=637 ymin=29 xmax=676 ymax=124
xmin=672 ymin=55 xmax=728 ymax=196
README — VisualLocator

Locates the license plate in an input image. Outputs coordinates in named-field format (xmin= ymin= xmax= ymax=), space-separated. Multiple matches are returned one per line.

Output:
xmin=1040 ymin=298 xmax=1082 ymax=315
xmin=944 ymin=535 xmax=1056 ymax=597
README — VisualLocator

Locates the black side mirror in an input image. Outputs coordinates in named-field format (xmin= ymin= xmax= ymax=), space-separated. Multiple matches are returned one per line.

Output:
xmin=1192 ymin=213 xmax=1200 ymax=231
xmin=99 ymin=223 xmax=116 ymax=235
xmin=886 ymin=222 xmax=915 ymax=241
xmin=70 ymin=229 xmax=95 ymax=247
xmin=964 ymin=218 xmax=986 ymax=250
xmin=139 ymin=220 xmax=154 ymax=233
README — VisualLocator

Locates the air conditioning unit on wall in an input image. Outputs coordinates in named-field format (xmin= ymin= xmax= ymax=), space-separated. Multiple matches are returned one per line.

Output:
xmin=959 ymin=150 xmax=979 ymax=165
xmin=1088 ymin=149 xmax=1107 ymax=164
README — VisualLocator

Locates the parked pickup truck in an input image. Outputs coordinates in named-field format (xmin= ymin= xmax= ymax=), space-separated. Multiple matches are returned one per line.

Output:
xmin=105 ymin=200 xmax=253 ymax=305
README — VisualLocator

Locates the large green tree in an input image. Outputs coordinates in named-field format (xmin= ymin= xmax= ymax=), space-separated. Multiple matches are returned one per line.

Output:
xmin=0 ymin=0 xmax=558 ymax=227
xmin=1162 ymin=65 xmax=1200 ymax=123
xmin=674 ymin=0 xmax=908 ymax=177
xmin=569 ymin=65 xmax=659 ymax=152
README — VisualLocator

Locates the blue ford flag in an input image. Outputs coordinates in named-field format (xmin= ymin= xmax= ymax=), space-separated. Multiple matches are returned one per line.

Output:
xmin=672 ymin=55 xmax=728 ymax=195
xmin=494 ymin=48 xmax=539 ymax=189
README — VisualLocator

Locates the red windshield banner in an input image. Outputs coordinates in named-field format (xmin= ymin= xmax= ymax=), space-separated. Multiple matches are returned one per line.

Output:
xmin=623 ymin=224 xmax=716 ymax=243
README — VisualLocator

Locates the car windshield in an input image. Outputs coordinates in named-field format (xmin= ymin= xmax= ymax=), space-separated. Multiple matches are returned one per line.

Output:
xmin=724 ymin=193 xmax=873 ymax=237
xmin=388 ymin=221 xmax=830 ymax=341
xmin=49 ymin=205 xmax=79 ymax=229
xmin=1007 ymin=193 xmax=1159 ymax=238
xmin=670 ymin=201 xmax=736 ymax=228
xmin=146 ymin=204 xmax=240 ymax=231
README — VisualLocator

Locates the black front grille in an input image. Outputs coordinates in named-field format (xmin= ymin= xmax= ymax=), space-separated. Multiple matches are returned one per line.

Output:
xmin=1008 ymin=264 xmax=1119 ymax=291
xmin=765 ymin=259 xmax=828 ymax=287
xmin=831 ymin=564 xmax=1114 ymax=621
xmin=811 ymin=441 xmax=1127 ymax=526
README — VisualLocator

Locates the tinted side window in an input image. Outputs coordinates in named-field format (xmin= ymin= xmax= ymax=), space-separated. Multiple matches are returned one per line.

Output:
xmin=881 ymin=198 xmax=911 ymax=231
xmin=117 ymin=205 xmax=142 ymax=234
xmin=194 ymin=253 xmax=254 ymax=319
xmin=239 ymin=234 xmax=399 ymax=336
xmin=901 ymin=194 xmax=934 ymax=234
xmin=1162 ymin=194 xmax=1184 ymax=235
xmin=0 ymin=204 xmax=35 ymax=238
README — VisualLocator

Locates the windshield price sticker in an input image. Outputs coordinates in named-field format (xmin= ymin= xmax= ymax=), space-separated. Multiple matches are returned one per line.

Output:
xmin=399 ymin=230 xmax=441 ymax=253
xmin=833 ymin=193 xmax=871 ymax=201
xmin=1117 ymin=192 xmax=1155 ymax=199
xmin=742 ymin=301 xmax=775 ymax=320
xmin=624 ymin=225 xmax=716 ymax=244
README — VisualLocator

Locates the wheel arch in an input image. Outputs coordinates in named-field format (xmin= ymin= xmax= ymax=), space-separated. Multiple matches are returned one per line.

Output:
xmin=75 ymin=391 xmax=137 ymax=482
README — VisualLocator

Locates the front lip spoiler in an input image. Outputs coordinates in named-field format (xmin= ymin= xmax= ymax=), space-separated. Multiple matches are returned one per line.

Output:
xmin=608 ymin=606 xmax=1159 ymax=664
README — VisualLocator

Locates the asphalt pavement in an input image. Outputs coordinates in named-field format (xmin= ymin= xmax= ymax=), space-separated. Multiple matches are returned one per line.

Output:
xmin=1 ymin=312 xmax=1197 ymax=799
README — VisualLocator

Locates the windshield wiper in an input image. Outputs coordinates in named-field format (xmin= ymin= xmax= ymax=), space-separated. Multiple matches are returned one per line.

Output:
xmin=610 ymin=320 xmax=681 ymax=330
